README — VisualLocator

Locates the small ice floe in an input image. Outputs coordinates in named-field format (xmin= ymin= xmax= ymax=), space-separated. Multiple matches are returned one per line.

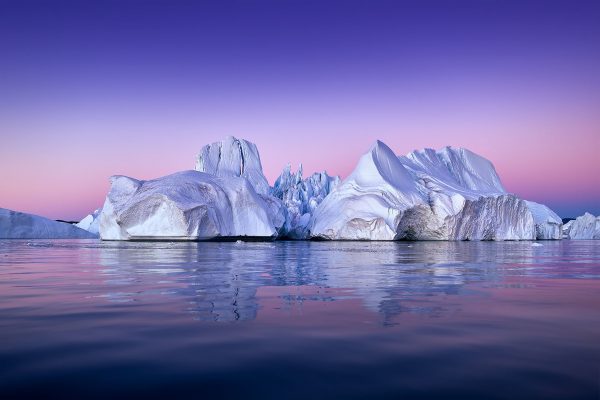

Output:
xmin=26 ymin=242 xmax=54 ymax=247
xmin=531 ymin=242 xmax=543 ymax=247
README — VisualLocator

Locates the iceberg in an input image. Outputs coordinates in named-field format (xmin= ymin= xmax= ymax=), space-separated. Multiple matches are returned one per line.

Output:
xmin=272 ymin=164 xmax=340 ymax=239
xmin=93 ymin=136 xmax=563 ymax=242
xmin=309 ymin=141 xmax=560 ymax=241
xmin=4 ymin=136 xmax=568 ymax=242
xmin=99 ymin=170 xmax=285 ymax=241
xmin=0 ymin=208 xmax=97 ymax=239
xmin=563 ymin=213 xmax=600 ymax=239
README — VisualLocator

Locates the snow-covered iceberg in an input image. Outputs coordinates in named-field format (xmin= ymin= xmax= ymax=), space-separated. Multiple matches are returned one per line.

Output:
xmin=272 ymin=164 xmax=340 ymax=239
xmin=94 ymin=136 xmax=562 ymax=242
xmin=309 ymin=141 xmax=560 ymax=241
xmin=0 ymin=208 xmax=97 ymax=239
xmin=99 ymin=170 xmax=285 ymax=241
xmin=563 ymin=213 xmax=600 ymax=239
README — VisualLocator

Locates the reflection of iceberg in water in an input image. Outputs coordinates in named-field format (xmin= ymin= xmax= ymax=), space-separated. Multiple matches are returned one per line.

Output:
xmin=303 ymin=242 xmax=485 ymax=322
xmin=98 ymin=242 xmax=274 ymax=321
xmin=94 ymin=240 xmax=583 ymax=324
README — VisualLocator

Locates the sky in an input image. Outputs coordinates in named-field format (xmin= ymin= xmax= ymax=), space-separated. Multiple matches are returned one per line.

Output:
xmin=1 ymin=0 xmax=599 ymax=220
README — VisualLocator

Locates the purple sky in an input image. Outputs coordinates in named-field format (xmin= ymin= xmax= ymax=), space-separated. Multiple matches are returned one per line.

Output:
xmin=1 ymin=0 xmax=599 ymax=220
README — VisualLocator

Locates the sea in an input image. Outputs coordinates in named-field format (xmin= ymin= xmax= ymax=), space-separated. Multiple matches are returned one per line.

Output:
xmin=0 ymin=239 xmax=599 ymax=399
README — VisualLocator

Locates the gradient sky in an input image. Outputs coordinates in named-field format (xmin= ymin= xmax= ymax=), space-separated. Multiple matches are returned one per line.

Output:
xmin=1 ymin=0 xmax=599 ymax=220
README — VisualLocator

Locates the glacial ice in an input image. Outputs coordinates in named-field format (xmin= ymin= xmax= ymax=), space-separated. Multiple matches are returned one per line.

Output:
xmin=0 ymin=208 xmax=98 ymax=239
xmin=99 ymin=170 xmax=285 ymax=241
xmin=310 ymin=141 xmax=422 ymax=240
xmin=563 ymin=213 xmax=600 ymax=239
xmin=309 ymin=141 xmax=560 ymax=241
xmin=272 ymin=163 xmax=340 ymax=239
xmin=5 ymin=134 xmax=568 ymax=242
xmin=195 ymin=136 xmax=271 ymax=195
xmin=91 ymin=136 xmax=563 ymax=241
xmin=525 ymin=201 xmax=563 ymax=240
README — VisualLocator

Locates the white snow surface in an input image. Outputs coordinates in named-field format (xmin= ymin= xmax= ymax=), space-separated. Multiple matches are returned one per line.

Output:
xmin=0 ymin=208 xmax=97 ymax=239
xmin=75 ymin=208 xmax=101 ymax=235
xmin=99 ymin=170 xmax=285 ymax=241
xmin=309 ymin=142 xmax=560 ymax=240
xmin=195 ymin=136 xmax=270 ymax=195
xmin=398 ymin=146 xmax=505 ymax=195
xmin=564 ymin=213 xmax=600 ymax=239
xmin=272 ymin=163 xmax=340 ymax=239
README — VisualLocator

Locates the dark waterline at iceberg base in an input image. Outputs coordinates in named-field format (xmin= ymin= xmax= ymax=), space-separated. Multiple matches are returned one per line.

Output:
xmin=0 ymin=240 xmax=599 ymax=399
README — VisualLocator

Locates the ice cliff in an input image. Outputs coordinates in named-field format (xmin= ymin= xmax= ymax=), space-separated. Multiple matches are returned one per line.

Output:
xmin=0 ymin=208 xmax=97 ymax=239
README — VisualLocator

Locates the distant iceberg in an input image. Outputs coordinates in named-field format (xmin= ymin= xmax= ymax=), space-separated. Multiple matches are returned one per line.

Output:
xmin=563 ymin=213 xmax=600 ymax=239
xmin=0 ymin=208 xmax=97 ymax=239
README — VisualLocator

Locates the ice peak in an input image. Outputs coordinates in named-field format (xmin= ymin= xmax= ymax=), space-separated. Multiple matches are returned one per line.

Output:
xmin=195 ymin=136 xmax=270 ymax=195
xmin=349 ymin=140 xmax=416 ymax=193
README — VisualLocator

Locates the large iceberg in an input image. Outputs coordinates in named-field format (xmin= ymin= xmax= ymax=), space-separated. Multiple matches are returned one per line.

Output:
xmin=0 ymin=208 xmax=97 ymax=239
xmin=309 ymin=141 xmax=560 ymax=241
xmin=99 ymin=170 xmax=285 ymax=241
xmin=563 ymin=213 xmax=600 ymax=239
xmin=94 ymin=136 xmax=562 ymax=241
xmin=272 ymin=164 xmax=340 ymax=239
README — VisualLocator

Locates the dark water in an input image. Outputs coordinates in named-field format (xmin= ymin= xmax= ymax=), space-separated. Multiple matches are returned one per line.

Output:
xmin=0 ymin=240 xmax=599 ymax=399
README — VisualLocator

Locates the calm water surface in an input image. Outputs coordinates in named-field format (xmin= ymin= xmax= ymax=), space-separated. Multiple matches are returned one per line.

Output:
xmin=0 ymin=240 xmax=599 ymax=399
